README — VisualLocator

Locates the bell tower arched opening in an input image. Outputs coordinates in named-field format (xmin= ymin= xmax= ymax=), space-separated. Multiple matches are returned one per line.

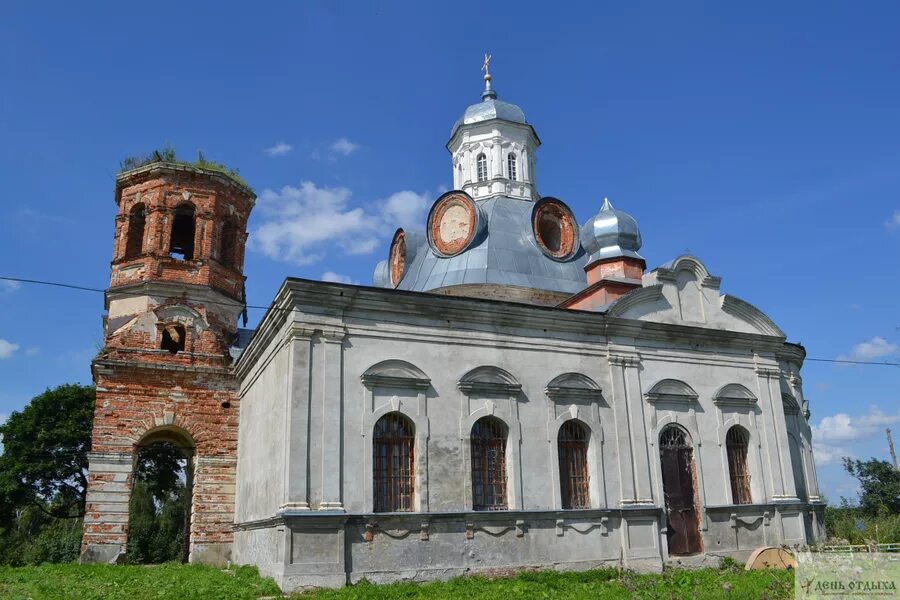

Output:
xmin=128 ymin=427 xmax=195 ymax=564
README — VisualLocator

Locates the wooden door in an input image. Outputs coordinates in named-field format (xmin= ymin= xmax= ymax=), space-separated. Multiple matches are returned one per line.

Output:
xmin=660 ymin=427 xmax=702 ymax=555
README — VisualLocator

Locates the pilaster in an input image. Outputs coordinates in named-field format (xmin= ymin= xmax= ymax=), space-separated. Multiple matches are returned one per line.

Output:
xmin=80 ymin=451 xmax=134 ymax=564
xmin=756 ymin=366 xmax=797 ymax=500
xmin=608 ymin=353 xmax=654 ymax=505
xmin=319 ymin=328 xmax=346 ymax=511
xmin=281 ymin=327 xmax=315 ymax=512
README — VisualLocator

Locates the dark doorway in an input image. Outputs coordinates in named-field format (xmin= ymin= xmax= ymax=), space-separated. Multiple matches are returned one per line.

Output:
xmin=128 ymin=440 xmax=193 ymax=563
xmin=659 ymin=426 xmax=702 ymax=555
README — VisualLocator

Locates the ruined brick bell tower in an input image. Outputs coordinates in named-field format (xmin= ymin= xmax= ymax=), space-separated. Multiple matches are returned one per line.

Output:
xmin=81 ymin=161 xmax=254 ymax=564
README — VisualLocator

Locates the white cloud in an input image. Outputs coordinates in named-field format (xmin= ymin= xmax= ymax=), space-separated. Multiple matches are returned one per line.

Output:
xmin=249 ymin=181 xmax=433 ymax=267
xmin=381 ymin=191 xmax=430 ymax=230
xmin=330 ymin=137 xmax=360 ymax=156
xmin=321 ymin=272 xmax=356 ymax=284
xmin=813 ymin=443 xmax=852 ymax=467
xmin=836 ymin=336 xmax=899 ymax=363
xmin=886 ymin=210 xmax=900 ymax=229
xmin=811 ymin=407 xmax=900 ymax=465
xmin=0 ymin=339 xmax=19 ymax=359
xmin=264 ymin=142 xmax=293 ymax=157
xmin=24 ymin=347 xmax=40 ymax=356
xmin=0 ymin=280 xmax=21 ymax=292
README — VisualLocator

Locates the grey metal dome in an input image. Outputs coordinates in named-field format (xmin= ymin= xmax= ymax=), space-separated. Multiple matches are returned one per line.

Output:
xmin=451 ymin=97 xmax=528 ymax=138
xmin=375 ymin=195 xmax=587 ymax=299
xmin=580 ymin=198 xmax=643 ymax=265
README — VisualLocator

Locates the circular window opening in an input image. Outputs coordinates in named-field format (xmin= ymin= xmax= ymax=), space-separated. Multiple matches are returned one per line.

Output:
xmin=428 ymin=192 xmax=477 ymax=257
xmin=533 ymin=200 xmax=576 ymax=260
xmin=389 ymin=230 xmax=407 ymax=287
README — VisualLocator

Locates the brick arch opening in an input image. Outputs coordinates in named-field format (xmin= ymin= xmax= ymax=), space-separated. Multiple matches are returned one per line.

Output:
xmin=129 ymin=426 xmax=196 ymax=563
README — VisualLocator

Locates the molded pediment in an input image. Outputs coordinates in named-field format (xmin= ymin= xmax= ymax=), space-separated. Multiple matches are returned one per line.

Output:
xmin=546 ymin=372 xmax=603 ymax=401
xmin=713 ymin=383 xmax=758 ymax=407
xmin=361 ymin=359 xmax=430 ymax=390
xmin=782 ymin=392 xmax=801 ymax=415
xmin=645 ymin=379 xmax=698 ymax=404
xmin=154 ymin=305 xmax=208 ymax=330
xmin=607 ymin=254 xmax=785 ymax=337
xmin=458 ymin=365 xmax=521 ymax=395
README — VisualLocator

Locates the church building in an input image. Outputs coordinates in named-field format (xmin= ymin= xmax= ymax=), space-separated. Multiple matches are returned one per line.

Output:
xmin=81 ymin=64 xmax=825 ymax=590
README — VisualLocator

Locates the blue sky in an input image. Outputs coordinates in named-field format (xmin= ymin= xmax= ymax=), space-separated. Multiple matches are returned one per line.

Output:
xmin=1 ymin=1 xmax=898 ymax=502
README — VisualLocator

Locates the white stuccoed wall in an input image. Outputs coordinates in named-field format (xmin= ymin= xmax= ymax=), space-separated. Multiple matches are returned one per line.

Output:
xmin=232 ymin=256 xmax=825 ymax=591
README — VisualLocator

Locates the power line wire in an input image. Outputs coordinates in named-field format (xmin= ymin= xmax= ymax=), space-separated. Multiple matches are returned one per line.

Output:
xmin=2 ymin=275 xmax=899 ymax=368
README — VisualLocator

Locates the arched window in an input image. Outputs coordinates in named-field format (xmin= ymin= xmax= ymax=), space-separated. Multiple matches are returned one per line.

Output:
xmin=507 ymin=153 xmax=517 ymax=181
xmin=558 ymin=420 xmax=590 ymax=509
xmin=160 ymin=324 xmax=186 ymax=354
xmin=726 ymin=426 xmax=751 ymax=504
xmin=169 ymin=204 xmax=195 ymax=260
xmin=476 ymin=153 xmax=488 ymax=183
xmin=219 ymin=220 xmax=238 ymax=269
xmin=471 ymin=416 xmax=507 ymax=510
xmin=125 ymin=204 xmax=146 ymax=259
xmin=373 ymin=413 xmax=414 ymax=512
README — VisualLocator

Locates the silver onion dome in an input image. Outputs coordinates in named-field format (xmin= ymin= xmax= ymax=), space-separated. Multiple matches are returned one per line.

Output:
xmin=580 ymin=198 xmax=643 ymax=265
xmin=450 ymin=63 xmax=529 ymax=138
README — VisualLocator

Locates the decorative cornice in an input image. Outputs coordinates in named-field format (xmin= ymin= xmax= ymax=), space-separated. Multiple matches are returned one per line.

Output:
xmin=713 ymin=383 xmax=758 ymax=408
xmin=754 ymin=367 xmax=781 ymax=378
xmin=608 ymin=354 xmax=641 ymax=368
xmin=458 ymin=366 xmax=521 ymax=396
xmin=645 ymin=379 xmax=698 ymax=405
xmin=545 ymin=373 xmax=603 ymax=402
xmin=362 ymin=374 xmax=431 ymax=391
xmin=458 ymin=381 xmax=522 ymax=396
xmin=721 ymin=295 xmax=785 ymax=338
xmin=546 ymin=386 xmax=604 ymax=402
xmin=361 ymin=359 xmax=431 ymax=391
xmin=782 ymin=393 xmax=801 ymax=415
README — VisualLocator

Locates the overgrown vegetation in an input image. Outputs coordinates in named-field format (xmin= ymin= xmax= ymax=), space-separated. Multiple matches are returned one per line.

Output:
xmin=127 ymin=443 xmax=190 ymax=564
xmin=0 ymin=384 xmax=95 ymax=565
xmin=119 ymin=143 xmax=251 ymax=190
xmin=0 ymin=563 xmax=794 ymax=600
xmin=822 ymin=456 xmax=900 ymax=545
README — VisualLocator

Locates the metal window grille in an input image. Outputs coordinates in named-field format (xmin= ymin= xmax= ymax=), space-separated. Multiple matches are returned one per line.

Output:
xmin=471 ymin=417 xmax=508 ymax=510
xmin=726 ymin=426 xmax=752 ymax=504
xmin=507 ymin=153 xmax=517 ymax=181
xmin=373 ymin=413 xmax=415 ymax=512
xmin=660 ymin=426 xmax=688 ymax=449
xmin=476 ymin=153 xmax=488 ymax=183
xmin=558 ymin=420 xmax=590 ymax=509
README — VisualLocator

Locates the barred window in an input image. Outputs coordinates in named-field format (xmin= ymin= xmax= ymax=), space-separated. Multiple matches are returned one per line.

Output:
xmin=476 ymin=153 xmax=488 ymax=183
xmin=125 ymin=204 xmax=146 ymax=259
xmin=726 ymin=426 xmax=751 ymax=504
xmin=373 ymin=413 xmax=414 ymax=512
xmin=471 ymin=417 xmax=507 ymax=510
xmin=558 ymin=420 xmax=590 ymax=509
xmin=507 ymin=153 xmax=517 ymax=181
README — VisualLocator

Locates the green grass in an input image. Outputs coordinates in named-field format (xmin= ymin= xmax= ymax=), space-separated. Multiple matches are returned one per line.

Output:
xmin=0 ymin=563 xmax=794 ymax=600
xmin=0 ymin=563 xmax=280 ymax=600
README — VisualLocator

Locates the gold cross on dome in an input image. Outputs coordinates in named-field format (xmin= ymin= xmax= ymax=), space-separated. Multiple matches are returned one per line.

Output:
xmin=482 ymin=53 xmax=492 ymax=77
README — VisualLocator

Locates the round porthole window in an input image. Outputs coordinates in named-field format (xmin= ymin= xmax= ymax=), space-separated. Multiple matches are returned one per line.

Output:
xmin=532 ymin=198 xmax=578 ymax=260
xmin=427 ymin=191 xmax=478 ymax=257
xmin=389 ymin=229 xmax=408 ymax=287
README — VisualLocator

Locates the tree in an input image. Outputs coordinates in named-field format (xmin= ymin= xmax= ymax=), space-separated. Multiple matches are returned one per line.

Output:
xmin=128 ymin=442 xmax=189 ymax=563
xmin=0 ymin=384 xmax=95 ymax=522
xmin=842 ymin=457 xmax=900 ymax=516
